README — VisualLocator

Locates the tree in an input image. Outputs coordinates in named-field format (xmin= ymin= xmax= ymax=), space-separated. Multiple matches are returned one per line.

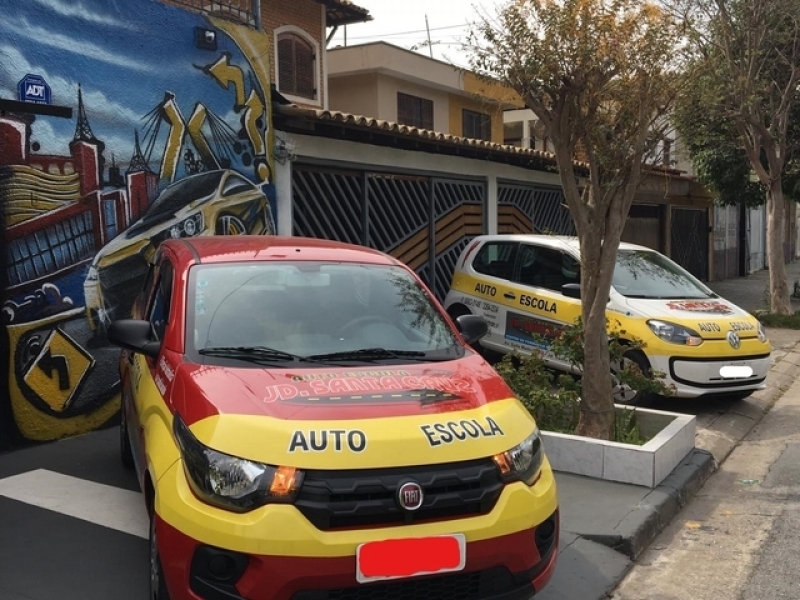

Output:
xmin=681 ymin=0 xmax=800 ymax=314
xmin=468 ymin=0 xmax=687 ymax=439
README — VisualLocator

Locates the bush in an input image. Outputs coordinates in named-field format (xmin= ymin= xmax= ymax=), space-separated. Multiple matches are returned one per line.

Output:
xmin=493 ymin=319 xmax=674 ymax=444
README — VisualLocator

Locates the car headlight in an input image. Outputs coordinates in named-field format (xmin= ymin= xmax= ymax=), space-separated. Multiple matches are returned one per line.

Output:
xmin=493 ymin=427 xmax=544 ymax=486
xmin=758 ymin=321 xmax=768 ymax=343
xmin=173 ymin=414 xmax=303 ymax=512
xmin=169 ymin=213 xmax=205 ymax=239
xmin=647 ymin=319 xmax=703 ymax=346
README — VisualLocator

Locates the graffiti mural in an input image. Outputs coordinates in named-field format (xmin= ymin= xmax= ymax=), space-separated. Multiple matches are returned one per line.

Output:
xmin=0 ymin=0 xmax=275 ymax=442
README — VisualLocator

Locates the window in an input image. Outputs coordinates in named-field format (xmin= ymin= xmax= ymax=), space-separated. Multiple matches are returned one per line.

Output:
xmin=277 ymin=31 xmax=316 ymax=100
xmin=462 ymin=109 xmax=492 ymax=141
xmin=397 ymin=93 xmax=434 ymax=130
xmin=473 ymin=242 xmax=518 ymax=281
xmin=516 ymin=245 xmax=579 ymax=293
xmin=149 ymin=261 xmax=174 ymax=341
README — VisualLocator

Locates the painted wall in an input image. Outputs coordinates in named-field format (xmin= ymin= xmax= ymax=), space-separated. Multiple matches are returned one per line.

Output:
xmin=0 ymin=0 xmax=274 ymax=446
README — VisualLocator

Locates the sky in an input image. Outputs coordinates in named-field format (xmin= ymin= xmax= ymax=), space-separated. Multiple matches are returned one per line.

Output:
xmin=328 ymin=0 xmax=501 ymax=68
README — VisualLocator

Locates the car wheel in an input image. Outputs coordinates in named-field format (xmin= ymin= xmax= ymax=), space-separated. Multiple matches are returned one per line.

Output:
xmin=215 ymin=214 xmax=248 ymax=235
xmin=120 ymin=402 xmax=134 ymax=470
xmin=150 ymin=510 xmax=171 ymax=600
xmin=611 ymin=349 xmax=652 ymax=405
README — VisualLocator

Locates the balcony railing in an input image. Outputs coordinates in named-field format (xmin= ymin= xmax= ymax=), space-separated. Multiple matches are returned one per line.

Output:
xmin=166 ymin=0 xmax=258 ymax=27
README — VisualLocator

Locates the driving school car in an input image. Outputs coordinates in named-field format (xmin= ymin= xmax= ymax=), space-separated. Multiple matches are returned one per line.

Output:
xmin=108 ymin=235 xmax=559 ymax=600
xmin=444 ymin=234 xmax=771 ymax=401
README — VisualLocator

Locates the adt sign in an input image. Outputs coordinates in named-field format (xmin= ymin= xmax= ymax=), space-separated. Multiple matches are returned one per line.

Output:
xmin=17 ymin=74 xmax=51 ymax=105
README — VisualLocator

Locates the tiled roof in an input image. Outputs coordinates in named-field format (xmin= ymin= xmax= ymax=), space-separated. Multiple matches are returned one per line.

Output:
xmin=273 ymin=103 xmax=689 ymax=180
xmin=274 ymin=104 xmax=561 ymax=167
xmin=315 ymin=0 xmax=371 ymax=26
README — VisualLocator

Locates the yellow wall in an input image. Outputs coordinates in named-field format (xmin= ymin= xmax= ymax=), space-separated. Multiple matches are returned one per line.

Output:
xmin=448 ymin=94 xmax=506 ymax=143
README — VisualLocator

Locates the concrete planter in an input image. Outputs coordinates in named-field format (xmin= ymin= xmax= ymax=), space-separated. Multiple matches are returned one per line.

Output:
xmin=541 ymin=405 xmax=696 ymax=488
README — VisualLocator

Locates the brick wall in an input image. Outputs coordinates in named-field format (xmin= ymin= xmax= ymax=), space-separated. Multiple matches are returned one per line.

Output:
xmin=263 ymin=0 xmax=326 ymax=107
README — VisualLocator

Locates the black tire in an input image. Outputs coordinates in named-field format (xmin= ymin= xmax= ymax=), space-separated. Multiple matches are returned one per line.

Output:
xmin=120 ymin=403 xmax=134 ymax=470
xmin=150 ymin=510 xmax=171 ymax=600
xmin=611 ymin=349 xmax=652 ymax=405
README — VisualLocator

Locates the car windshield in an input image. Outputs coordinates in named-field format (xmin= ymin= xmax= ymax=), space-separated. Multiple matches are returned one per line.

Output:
xmin=612 ymin=250 xmax=717 ymax=299
xmin=187 ymin=261 xmax=462 ymax=363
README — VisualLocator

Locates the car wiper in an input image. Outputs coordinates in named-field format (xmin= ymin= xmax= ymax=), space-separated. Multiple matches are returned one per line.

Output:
xmin=308 ymin=347 xmax=432 ymax=361
xmin=199 ymin=346 xmax=313 ymax=364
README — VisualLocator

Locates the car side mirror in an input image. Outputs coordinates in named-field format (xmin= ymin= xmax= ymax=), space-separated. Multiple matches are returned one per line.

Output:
xmin=562 ymin=283 xmax=581 ymax=299
xmin=455 ymin=314 xmax=489 ymax=346
xmin=108 ymin=319 xmax=162 ymax=359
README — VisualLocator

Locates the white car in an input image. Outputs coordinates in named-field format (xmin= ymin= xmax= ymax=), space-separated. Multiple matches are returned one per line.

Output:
xmin=444 ymin=234 xmax=771 ymax=401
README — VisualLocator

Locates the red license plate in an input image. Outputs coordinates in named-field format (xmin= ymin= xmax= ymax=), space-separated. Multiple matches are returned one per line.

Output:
xmin=356 ymin=534 xmax=466 ymax=583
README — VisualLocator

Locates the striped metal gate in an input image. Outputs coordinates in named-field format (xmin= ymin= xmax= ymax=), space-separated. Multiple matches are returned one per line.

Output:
xmin=292 ymin=164 xmax=485 ymax=300
xmin=671 ymin=207 xmax=709 ymax=281
xmin=497 ymin=182 xmax=575 ymax=236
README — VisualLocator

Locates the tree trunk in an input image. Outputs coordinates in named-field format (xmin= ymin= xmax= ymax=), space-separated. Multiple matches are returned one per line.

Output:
xmin=573 ymin=219 xmax=617 ymax=440
xmin=766 ymin=182 xmax=792 ymax=314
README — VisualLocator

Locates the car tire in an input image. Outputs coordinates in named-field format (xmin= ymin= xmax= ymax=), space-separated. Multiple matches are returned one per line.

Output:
xmin=150 ymin=509 xmax=171 ymax=600
xmin=611 ymin=349 xmax=652 ymax=405
xmin=120 ymin=402 xmax=134 ymax=470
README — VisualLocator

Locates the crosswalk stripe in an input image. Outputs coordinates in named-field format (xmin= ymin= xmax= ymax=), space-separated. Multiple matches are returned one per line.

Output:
xmin=0 ymin=469 xmax=148 ymax=539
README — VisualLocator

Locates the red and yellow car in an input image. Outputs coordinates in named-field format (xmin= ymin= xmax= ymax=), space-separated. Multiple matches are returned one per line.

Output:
xmin=109 ymin=235 xmax=559 ymax=600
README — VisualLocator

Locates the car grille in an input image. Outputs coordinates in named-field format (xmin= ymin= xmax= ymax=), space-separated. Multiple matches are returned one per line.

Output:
xmin=291 ymin=567 xmax=527 ymax=600
xmin=295 ymin=458 xmax=504 ymax=530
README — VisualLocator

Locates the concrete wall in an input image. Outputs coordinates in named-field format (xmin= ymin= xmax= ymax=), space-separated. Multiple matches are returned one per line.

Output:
xmin=0 ymin=0 xmax=275 ymax=447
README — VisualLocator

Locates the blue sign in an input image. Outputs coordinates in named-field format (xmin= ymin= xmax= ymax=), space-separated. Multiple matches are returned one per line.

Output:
xmin=17 ymin=74 xmax=52 ymax=105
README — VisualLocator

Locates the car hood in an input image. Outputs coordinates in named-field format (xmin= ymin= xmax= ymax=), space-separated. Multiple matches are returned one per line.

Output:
xmin=168 ymin=353 xmax=535 ymax=469
xmin=619 ymin=296 xmax=762 ymax=339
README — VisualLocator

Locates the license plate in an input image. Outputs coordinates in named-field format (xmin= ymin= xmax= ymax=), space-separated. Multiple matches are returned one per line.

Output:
xmin=719 ymin=364 xmax=753 ymax=378
xmin=356 ymin=534 xmax=466 ymax=583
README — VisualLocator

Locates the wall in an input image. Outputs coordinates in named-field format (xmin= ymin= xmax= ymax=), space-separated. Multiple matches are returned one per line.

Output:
xmin=327 ymin=73 xmax=379 ymax=118
xmin=0 ymin=0 xmax=274 ymax=447
xmin=447 ymin=94 xmax=504 ymax=144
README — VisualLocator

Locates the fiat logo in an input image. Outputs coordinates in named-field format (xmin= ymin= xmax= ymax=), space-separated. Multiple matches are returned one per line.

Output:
xmin=727 ymin=330 xmax=741 ymax=349
xmin=397 ymin=481 xmax=424 ymax=511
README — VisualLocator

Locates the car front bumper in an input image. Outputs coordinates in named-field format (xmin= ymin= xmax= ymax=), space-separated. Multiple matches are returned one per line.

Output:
xmin=154 ymin=458 xmax=560 ymax=600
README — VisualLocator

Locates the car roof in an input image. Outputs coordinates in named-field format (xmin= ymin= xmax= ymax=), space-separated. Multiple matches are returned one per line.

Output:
xmin=472 ymin=234 xmax=653 ymax=253
xmin=162 ymin=235 xmax=401 ymax=266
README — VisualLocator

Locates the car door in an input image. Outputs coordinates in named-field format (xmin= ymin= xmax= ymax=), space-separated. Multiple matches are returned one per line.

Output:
xmin=504 ymin=243 xmax=582 ymax=366
xmin=127 ymin=258 xmax=175 ymax=471
xmin=461 ymin=240 xmax=519 ymax=353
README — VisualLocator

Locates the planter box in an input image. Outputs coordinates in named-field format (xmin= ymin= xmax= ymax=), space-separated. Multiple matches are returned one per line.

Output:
xmin=541 ymin=405 xmax=696 ymax=488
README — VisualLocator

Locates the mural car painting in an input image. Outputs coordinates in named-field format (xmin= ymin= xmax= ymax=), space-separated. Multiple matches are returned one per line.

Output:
xmin=0 ymin=0 xmax=275 ymax=442
xmin=85 ymin=169 xmax=274 ymax=331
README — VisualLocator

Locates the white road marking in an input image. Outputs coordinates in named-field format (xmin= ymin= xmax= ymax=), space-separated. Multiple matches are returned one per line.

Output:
xmin=0 ymin=469 xmax=148 ymax=539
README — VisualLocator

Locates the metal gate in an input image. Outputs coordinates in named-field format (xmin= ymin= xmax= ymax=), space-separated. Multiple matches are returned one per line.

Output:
xmin=671 ymin=207 xmax=709 ymax=281
xmin=497 ymin=183 xmax=575 ymax=235
xmin=292 ymin=164 xmax=485 ymax=300
xmin=712 ymin=204 xmax=739 ymax=280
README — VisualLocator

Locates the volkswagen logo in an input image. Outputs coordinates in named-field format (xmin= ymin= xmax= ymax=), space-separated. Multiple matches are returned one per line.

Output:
xmin=397 ymin=481 xmax=424 ymax=511
xmin=727 ymin=330 xmax=741 ymax=349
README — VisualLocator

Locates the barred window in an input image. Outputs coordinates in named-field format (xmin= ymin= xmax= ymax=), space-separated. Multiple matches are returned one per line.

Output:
xmin=7 ymin=211 xmax=95 ymax=286
xmin=397 ymin=93 xmax=433 ymax=130
xmin=277 ymin=32 xmax=316 ymax=99
xmin=462 ymin=109 xmax=492 ymax=141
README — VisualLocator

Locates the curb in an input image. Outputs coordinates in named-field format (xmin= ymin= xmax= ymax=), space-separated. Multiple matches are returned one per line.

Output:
xmin=604 ymin=338 xmax=800 ymax=562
